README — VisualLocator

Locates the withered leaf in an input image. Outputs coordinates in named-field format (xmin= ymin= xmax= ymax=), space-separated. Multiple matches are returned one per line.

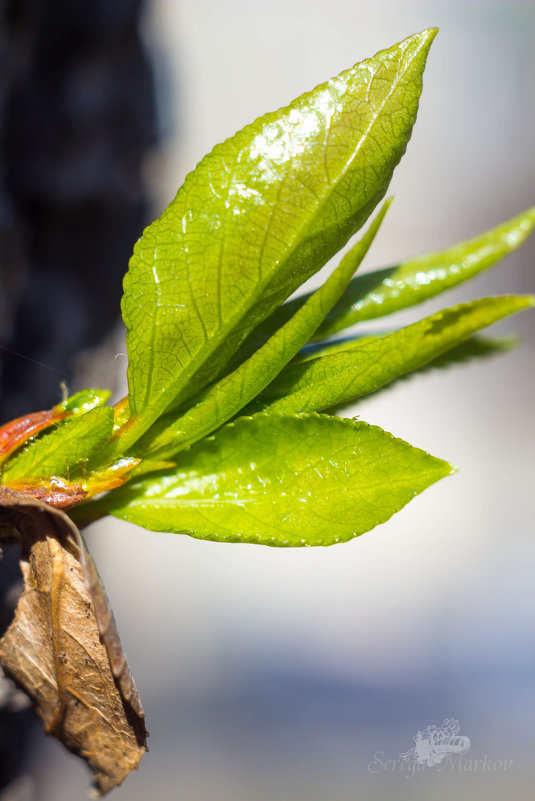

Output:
xmin=0 ymin=487 xmax=147 ymax=795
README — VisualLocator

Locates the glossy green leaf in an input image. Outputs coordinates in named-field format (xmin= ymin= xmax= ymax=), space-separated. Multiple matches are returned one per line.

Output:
xmin=117 ymin=29 xmax=436 ymax=455
xmin=250 ymin=295 xmax=534 ymax=414
xmin=137 ymin=202 xmax=390 ymax=459
xmin=55 ymin=388 xmax=111 ymax=416
xmin=103 ymin=414 xmax=453 ymax=547
xmin=315 ymin=204 xmax=535 ymax=337
xmin=243 ymin=205 xmax=535 ymax=352
xmin=2 ymin=406 xmax=114 ymax=482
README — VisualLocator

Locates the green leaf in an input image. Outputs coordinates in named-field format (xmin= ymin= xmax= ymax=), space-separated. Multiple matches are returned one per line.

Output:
xmin=355 ymin=335 xmax=519 ymax=404
xmin=315 ymin=204 xmax=535 ymax=337
xmin=325 ymin=336 xmax=520 ymax=410
xmin=2 ymin=406 xmax=114 ymax=482
xmin=137 ymin=202 xmax=390 ymax=459
xmin=249 ymin=295 xmax=534 ymax=414
xmin=102 ymin=414 xmax=453 ymax=547
xmin=117 ymin=29 xmax=437 ymax=455
xmin=55 ymin=388 xmax=112 ymax=415
xmin=288 ymin=333 xmax=376 ymax=363
xmin=244 ymin=205 xmax=535 ymax=351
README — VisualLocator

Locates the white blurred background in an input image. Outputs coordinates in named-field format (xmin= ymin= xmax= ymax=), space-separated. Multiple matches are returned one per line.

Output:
xmin=31 ymin=2 xmax=534 ymax=799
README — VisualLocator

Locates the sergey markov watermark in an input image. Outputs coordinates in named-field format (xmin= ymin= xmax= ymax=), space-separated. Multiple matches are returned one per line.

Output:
xmin=368 ymin=718 xmax=513 ymax=778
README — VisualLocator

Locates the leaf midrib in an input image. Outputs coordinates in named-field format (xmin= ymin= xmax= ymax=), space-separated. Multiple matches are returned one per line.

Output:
xmin=125 ymin=37 xmax=426 ymax=449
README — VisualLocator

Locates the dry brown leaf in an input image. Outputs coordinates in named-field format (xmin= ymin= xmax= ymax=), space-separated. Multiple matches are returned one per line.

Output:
xmin=0 ymin=487 xmax=147 ymax=795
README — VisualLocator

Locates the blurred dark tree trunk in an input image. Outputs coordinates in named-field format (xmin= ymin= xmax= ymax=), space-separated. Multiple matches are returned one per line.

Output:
xmin=0 ymin=0 xmax=157 ymax=420
xmin=0 ymin=0 xmax=157 ymax=795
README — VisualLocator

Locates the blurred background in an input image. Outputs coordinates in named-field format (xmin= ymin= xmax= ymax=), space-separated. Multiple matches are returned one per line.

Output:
xmin=1 ymin=1 xmax=534 ymax=799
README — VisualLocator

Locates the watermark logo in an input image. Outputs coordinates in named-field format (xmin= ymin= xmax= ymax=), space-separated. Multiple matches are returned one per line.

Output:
xmin=400 ymin=718 xmax=470 ymax=768
xmin=368 ymin=718 xmax=513 ymax=778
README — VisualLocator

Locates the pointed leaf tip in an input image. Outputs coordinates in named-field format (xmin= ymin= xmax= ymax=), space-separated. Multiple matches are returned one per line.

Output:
xmin=117 ymin=29 xmax=437 ymax=455
xmin=312 ymin=205 xmax=535 ymax=339
xmin=103 ymin=414 xmax=455 ymax=547
xmin=423 ymin=27 xmax=439 ymax=40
